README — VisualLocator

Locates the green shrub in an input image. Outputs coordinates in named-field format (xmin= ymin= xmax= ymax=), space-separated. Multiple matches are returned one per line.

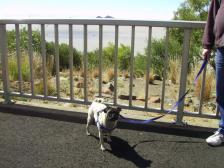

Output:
xmin=87 ymin=43 xmax=131 ymax=71
xmin=143 ymin=38 xmax=182 ymax=77
xmin=8 ymin=55 xmax=30 ymax=82
xmin=58 ymin=43 xmax=82 ymax=70
xmin=7 ymin=29 xmax=82 ymax=73
xmin=87 ymin=50 xmax=99 ymax=70
xmin=148 ymin=39 xmax=166 ymax=76
xmin=134 ymin=53 xmax=147 ymax=77
xmin=118 ymin=44 xmax=131 ymax=71
xmin=7 ymin=28 xmax=41 ymax=52
xmin=45 ymin=42 xmax=82 ymax=74
xmin=102 ymin=43 xmax=115 ymax=67
xmin=8 ymin=56 xmax=18 ymax=81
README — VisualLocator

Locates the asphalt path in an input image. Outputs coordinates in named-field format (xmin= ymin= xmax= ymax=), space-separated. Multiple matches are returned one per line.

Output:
xmin=0 ymin=111 xmax=224 ymax=168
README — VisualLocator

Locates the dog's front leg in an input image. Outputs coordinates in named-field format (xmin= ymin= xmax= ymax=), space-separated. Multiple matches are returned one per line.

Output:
xmin=86 ymin=116 xmax=91 ymax=136
xmin=99 ymin=131 xmax=106 ymax=151
xmin=86 ymin=123 xmax=91 ymax=136
xmin=107 ymin=132 xmax=112 ymax=143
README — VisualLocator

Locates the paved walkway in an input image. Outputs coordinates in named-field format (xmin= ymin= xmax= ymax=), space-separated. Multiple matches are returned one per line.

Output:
xmin=0 ymin=110 xmax=224 ymax=168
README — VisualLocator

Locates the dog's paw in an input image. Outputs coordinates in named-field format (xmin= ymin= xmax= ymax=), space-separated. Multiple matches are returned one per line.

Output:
xmin=86 ymin=132 xmax=91 ymax=136
xmin=100 ymin=145 xmax=106 ymax=151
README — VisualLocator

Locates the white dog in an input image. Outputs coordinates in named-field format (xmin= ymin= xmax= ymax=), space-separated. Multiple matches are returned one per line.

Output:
xmin=86 ymin=99 xmax=121 ymax=151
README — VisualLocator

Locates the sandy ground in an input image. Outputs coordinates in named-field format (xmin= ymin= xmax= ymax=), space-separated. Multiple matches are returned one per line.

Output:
xmin=1 ymin=72 xmax=219 ymax=129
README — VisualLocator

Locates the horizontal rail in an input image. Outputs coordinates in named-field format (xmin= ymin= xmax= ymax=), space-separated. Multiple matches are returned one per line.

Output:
xmin=0 ymin=19 xmax=205 ymax=28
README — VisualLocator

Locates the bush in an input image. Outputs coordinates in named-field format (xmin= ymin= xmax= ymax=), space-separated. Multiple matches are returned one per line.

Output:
xmin=143 ymin=38 xmax=182 ymax=77
xmin=7 ymin=29 xmax=82 ymax=73
xmin=59 ymin=43 xmax=82 ymax=70
xmin=7 ymin=28 xmax=41 ymax=52
xmin=87 ymin=50 xmax=99 ymax=70
xmin=46 ymin=42 xmax=82 ymax=74
xmin=8 ymin=54 xmax=30 ymax=82
xmin=134 ymin=53 xmax=147 ymax=77
xmin=148 ymin=39 xmax=166 ymax=77
xmin=118 ymin=44 xmax=131 ymax=71
xmin=87 ymin=43 xmax=131 ymax=71
xmin=102 ymin=43 xmax=115 ymax=68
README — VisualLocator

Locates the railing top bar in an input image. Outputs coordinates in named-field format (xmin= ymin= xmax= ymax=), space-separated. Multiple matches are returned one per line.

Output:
xmin=0 ymin=19 xmax=205 ymax=28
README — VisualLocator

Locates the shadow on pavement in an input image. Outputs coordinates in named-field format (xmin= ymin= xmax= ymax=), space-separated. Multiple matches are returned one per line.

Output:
xmin=0 ymin=104 xmax=215 ymax=140
xmin=88 ymin=134 xmax=152 ymax=167
xmin=108 ymin=136 xmax=152 ymax=168
xmin=131 ymin=139 xmax=203 ymax=149
xmin=118 ymin=121 xmax=213 ymax=139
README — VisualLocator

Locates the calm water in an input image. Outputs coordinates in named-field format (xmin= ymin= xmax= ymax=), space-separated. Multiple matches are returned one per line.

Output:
xmin=44 ymin=25 xmax=165 ymax=55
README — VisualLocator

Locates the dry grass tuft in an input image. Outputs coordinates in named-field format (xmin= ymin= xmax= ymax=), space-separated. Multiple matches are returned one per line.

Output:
xmin=168 ymin=59 xmax=180 ymax=84
xmin=148 ymin=73 xmax=154 ymax=84
xmin=92 ymin=69 xmax=99 ymax=79
xmin=123 ymin=71 xmax=130 ymax=79
xmin=194 ymin=72 xmax=214 ymax=101
xmin=106 ymin=68 xmax=114 ymax=81
xmin=144 ymin=73 xmax=154 ymax=84
xmin=34 ymin=80 xmax=56 ymax=96
xmin=78 ymin=69 xmax=85 ymax=78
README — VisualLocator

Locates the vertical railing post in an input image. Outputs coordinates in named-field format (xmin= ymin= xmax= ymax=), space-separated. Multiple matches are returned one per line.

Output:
xmin=15 ymin=24 xmax=22 ymax=94
xmin=99 ymin=25 xmax=103 ymax=98
xmin=145 ymin=27 xmax=152 ymax=109
xmin=28 ymin=24 xmax=35 ymax=97
xmin=129 ymin=26 xmax=135 ymax=107
xmin=176 ymin=28 xmax=192 ymax=125
xmin=113 ymin=25 xmax=119 ymax=105
xmin=55 ymin=24 xmax=60 ymax=100
xmin=83 ymin=24 xmax=88 ymax=103
xmin=161 ymin=28 xmax=169 ymax=111
xmin=41 ymin=24 xmax=47 ymax=98
xmin=69 ymin=24 xmax=74 ymax=101
xmin=0 ymin=24 xmax=11 ymax=103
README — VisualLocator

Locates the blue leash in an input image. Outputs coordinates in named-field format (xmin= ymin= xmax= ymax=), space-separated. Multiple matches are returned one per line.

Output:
xmin=119 ymin=59 xmax=208 ymax=124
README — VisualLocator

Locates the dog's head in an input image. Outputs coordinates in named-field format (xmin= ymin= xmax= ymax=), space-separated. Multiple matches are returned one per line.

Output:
xmin=103 ymin=106 xmax=121 ymax=121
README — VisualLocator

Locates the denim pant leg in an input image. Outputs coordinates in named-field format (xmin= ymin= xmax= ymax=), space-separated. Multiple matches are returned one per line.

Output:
xmin=215 ymin=47 xmax=224 ymax=134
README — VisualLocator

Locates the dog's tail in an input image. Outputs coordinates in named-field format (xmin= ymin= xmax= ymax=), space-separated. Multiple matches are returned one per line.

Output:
xmin=93 ymin=98 xmax=105 ymax=103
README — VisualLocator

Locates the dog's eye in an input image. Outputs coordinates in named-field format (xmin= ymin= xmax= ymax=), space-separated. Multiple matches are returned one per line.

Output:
xmin=108 ymin=113 xmax=113 ymax=117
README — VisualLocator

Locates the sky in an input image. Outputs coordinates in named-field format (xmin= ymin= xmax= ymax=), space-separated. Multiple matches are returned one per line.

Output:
xmin=0 ymin=0 xmax=185 ymax=20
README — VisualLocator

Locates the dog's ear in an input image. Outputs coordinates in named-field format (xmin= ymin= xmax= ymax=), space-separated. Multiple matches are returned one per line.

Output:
xmin=116 ymin=107 xmax=121 ymax=113
xmin=103 ymin=107 xmax=109 ymax=113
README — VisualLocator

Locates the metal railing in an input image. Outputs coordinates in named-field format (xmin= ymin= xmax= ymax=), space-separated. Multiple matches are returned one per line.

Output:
xmin=0 ymin=19 xmax=219 ymax=124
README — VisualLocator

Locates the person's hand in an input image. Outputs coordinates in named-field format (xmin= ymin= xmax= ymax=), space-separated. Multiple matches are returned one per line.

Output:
xmin=202 ymin=48 xmax=212 ymax=60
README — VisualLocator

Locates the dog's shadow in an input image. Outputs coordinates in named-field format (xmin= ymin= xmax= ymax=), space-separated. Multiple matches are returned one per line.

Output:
xmin=107 ymin=136 xmax=152 ymax=168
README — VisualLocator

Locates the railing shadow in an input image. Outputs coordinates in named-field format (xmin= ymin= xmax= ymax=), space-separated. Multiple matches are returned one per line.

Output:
xmin=118 ymin=121 xmax=214 ymax=139
xmin=0 ymin=103 xmax=215 ymax=140
xmin=131 ymin=140 xmax=203 ymax=150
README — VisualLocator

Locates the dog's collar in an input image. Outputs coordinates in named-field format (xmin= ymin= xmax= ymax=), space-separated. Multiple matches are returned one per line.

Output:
xmin=98 ymin=123 xmax=117 ymax=132
xmin=96 ymin=110 xmax=117 ymax=132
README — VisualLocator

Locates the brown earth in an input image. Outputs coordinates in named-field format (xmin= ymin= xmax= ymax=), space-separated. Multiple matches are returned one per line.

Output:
xmin=1 ymin=75 xmax=219 ymax=129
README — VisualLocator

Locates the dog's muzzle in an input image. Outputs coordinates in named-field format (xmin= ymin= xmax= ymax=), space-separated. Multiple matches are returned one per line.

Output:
xmin=107 ymin=113 xmax=119 ymax=121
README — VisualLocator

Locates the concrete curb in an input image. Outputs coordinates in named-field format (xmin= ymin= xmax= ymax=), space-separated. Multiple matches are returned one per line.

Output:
xmin=0 ymin=103 xmax=215 ymax=139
